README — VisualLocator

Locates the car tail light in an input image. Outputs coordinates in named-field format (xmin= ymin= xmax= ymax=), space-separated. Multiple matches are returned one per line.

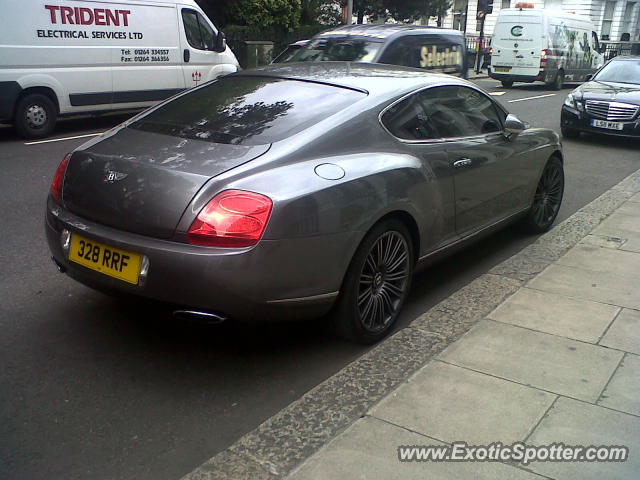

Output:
xmin=540 ymin=49 xmax=550 ymax=68
xmin=187 ymin=190 xmax=273 ymax=247
xmin=50 ymin=153 xmax=71 ymax=203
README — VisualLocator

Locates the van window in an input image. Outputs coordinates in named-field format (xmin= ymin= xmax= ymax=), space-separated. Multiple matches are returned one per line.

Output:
xmin=182 ymin=9 xmax=215 ymax=51
xmin=129 ymin=76 xmax=366 ymax=145
xmin=379 ymin=35 xmax=464 ymax=76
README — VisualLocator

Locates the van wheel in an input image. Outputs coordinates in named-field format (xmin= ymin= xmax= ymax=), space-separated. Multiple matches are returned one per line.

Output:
xmin=14 ymin=93 xmax=57 ymax=139
xmin=551 ymin=70 xmax=564 ymax=90
xmin=501 ymin=80 xmax=514 ymax=88
xmin=332 ymin=219 xmax=414 ymax=344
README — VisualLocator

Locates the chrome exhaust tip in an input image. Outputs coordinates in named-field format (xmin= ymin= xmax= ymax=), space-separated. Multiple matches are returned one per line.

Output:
xmin=173 ymin=310 xmax=227 ymax=324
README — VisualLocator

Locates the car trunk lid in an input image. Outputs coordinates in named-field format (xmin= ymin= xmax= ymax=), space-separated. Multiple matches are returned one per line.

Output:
xmin=62 ymin=127 xmax=270 ymax=239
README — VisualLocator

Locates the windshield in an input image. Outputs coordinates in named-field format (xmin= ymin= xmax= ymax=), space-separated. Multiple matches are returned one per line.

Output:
xmin=286 ymin=36 xmax=383 ymax=62
xmin=594 ymin=59 xmax=640 ymax=84
xmin=129 ymin=77 xmax=365 ymax=146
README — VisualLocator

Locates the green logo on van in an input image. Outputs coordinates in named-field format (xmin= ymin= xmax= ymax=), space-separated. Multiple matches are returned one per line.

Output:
xmin=511 ymin=25 xmax=524 ymax=36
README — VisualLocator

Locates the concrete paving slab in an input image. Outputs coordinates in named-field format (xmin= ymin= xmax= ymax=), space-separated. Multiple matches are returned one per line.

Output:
xmin=556 ymin=244 xmax=640 ymax=277
xmin=615 ymin=202 xmax=640 ymax=217
xmin=370 ymin=361 xmax=555 ymax=445
xmin=528 ymin=264 xmax=640 ymax=310
xmin=594 ymin=211 xmax=640 ymax=235
xmin=288 ymin=416 xmax=544 ymax=480
xmin=600 ymin=308 xmax=640 ymax=355
xmin=527 ymin=397 xmax=640 ymax=480
xmin=598 ymin=353 xmax=640 ymax=416
xmin=487 ymin=288 xmax=619 ymax=343
xmin=438 ymin=320 xmax=623 ymax=402
xmin=580 ymin=234 xmax=626 ymax=249
xmin=592 ymin=217 xmax=640 ymax=253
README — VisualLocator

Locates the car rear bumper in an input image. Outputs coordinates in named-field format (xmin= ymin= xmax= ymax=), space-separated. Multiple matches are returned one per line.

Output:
xmin=488 ymin=69 xmax=544 ymax=83
xmin=561 ymin=105 xmax=640 ymax=138
xmin=45 ymin=198 xmax=352 ymax=322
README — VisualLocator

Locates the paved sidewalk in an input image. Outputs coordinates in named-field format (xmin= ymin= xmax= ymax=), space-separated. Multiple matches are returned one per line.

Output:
xmin=183 ymin=171 xmax=640 ymax=480
xmin=288 ymin=198 xmax=640 ymax=479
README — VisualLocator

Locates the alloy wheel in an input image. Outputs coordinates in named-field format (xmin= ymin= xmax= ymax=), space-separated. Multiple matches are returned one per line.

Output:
xmin=531 ymin=161 xmax=563 ymax=227
xmin=357 ymin=231 xmax=410 ymax=332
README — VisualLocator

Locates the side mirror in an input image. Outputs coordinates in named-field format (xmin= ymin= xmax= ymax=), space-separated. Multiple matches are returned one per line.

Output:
xmin=504 ymin=114 xmax=526 ymax=138
xmin=585 ymin=74 xmax=593 ymax=81
xmin=214 ymin=31 xmax=226 ymax=53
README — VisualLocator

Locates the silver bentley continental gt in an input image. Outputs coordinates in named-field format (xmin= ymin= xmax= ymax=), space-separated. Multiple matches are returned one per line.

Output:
xmin=46 ymin=63 xmax=564 ymax=343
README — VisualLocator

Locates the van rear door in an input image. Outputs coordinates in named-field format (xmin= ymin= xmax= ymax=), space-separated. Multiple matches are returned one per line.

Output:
xmin=492 ymin=15 xmax=543 ymax=75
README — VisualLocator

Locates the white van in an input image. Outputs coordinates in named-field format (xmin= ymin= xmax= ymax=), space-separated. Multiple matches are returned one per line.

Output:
xmin=489 ymin=5 xmax=604 ymax=89
xmin=0 ymin=0 xmax=239 ymax=138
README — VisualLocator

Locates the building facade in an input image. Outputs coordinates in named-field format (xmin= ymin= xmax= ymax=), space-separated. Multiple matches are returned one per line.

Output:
xmin=437 ymin=0 xmax=640 ymax=41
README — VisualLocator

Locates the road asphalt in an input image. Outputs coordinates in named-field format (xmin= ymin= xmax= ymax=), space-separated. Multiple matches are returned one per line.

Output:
xmin=1 ymin=78 xmax=639 ymax=480
xmin=183 ymin=169 xmax=640 ymax=479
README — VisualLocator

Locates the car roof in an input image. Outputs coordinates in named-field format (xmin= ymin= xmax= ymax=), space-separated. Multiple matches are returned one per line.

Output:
xmin=233 ymin=62 xmax=466 ymax=97
xmin=609 ymin=55 xmax=640 ymax=61
xmin=316 ymin=24 xmax=463 ymax=40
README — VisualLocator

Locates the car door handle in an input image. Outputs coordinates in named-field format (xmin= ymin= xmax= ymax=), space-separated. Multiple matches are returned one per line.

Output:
xmin=453 ymin=158 xmax=472 ymax=168
xmin=183 ymin=49 xmax=190 ymax=63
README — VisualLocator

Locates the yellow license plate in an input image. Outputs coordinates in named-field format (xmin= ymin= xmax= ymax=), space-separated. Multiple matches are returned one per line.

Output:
xmin=494 ymin=67 xmax=511 ymax=73
xmin=69 ymin=234 xmax=142 ymax=285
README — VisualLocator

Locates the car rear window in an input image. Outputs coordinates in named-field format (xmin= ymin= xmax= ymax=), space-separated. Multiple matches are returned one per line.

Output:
xmin=286 ymin=36 xmax=384 ymax=62
xmin=129 ymin=76 xmax=365 ymax=145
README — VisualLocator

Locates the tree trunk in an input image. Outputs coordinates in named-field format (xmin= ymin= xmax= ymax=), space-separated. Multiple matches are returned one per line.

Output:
xmin=357 ymin=8 xmax=364 ymax=24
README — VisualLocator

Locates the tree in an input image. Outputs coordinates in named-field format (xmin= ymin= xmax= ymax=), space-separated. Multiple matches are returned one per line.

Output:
xmin=352 ymin=0 xmax=452 ymax=24
xmin=196 ymin=0 xmax=303 ymax=31
xmin=301 ymin=0 xmax=342 ymax=25
xmin=231 ymin=0 xmax=302 ymax=31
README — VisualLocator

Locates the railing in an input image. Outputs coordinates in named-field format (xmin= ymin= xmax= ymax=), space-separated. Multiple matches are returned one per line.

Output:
xmin=466 ymin=35 xmax=492 ymax=71
xmin=600 ymin=42 xmax=640 ymax=61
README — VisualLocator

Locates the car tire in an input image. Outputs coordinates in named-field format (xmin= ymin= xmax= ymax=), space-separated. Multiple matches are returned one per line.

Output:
xmin=501 ymin=80 xmax=514 ymax=88
xmin=14 ymin=93 xmax=57 ymax=139
xmin=520 ymin=156 xmax=564 ymax=234
xmin=333 ymin=219 xmax=414 ymax=344
xmin=561 ymin=125 xmax=579 ymax=139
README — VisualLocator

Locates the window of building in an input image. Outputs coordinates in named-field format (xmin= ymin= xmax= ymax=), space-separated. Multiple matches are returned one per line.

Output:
xmin=621 ymin=2 xmax=636 ymax=40
xmin=502 ymin=0 xmax=511 ymax=9
xmin=601 ymin=1 xmax=617 ymax=40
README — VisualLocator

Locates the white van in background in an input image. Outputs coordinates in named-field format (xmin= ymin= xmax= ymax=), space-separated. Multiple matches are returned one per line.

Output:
xmin=0 ymin=0 xmax=239 ymax=138
xmin=489 ymin=4 xmax=604 ymax=89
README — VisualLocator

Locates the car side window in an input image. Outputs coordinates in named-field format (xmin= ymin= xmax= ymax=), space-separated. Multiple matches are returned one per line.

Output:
xmin=381 ymin=92 xmax=439 ymax=140
xmin=182 ymin=9 xmax=215 ymax=51
xmin=416 ymin=86 xmax=504 ymax=138
xmin=378 ymin=38 xmax=414 ymax=67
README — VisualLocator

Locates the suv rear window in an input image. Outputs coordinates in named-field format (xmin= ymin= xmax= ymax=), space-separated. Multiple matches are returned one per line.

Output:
xmin=129 ymin=76 xmax=365 ymax=145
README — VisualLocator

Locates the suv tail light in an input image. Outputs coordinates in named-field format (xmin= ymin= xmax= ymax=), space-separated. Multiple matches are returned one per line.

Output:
xmin=50 ymin=153 xmax=71 ymax=203
xmin=187 ymin=190 xmax=273 ymax=247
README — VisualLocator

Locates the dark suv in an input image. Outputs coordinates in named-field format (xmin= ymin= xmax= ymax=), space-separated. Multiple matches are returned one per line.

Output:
xmin=281 ymin=24 xmax=468 ymax=79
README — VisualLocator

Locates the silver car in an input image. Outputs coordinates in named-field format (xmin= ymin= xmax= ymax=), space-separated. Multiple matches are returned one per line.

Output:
xmin=46 ymin=63 xmax=564 ymax=343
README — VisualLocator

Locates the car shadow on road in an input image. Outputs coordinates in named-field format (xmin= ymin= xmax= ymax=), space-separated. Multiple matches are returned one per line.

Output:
xmin=568 ymin=133 xmax=640 ymax=149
